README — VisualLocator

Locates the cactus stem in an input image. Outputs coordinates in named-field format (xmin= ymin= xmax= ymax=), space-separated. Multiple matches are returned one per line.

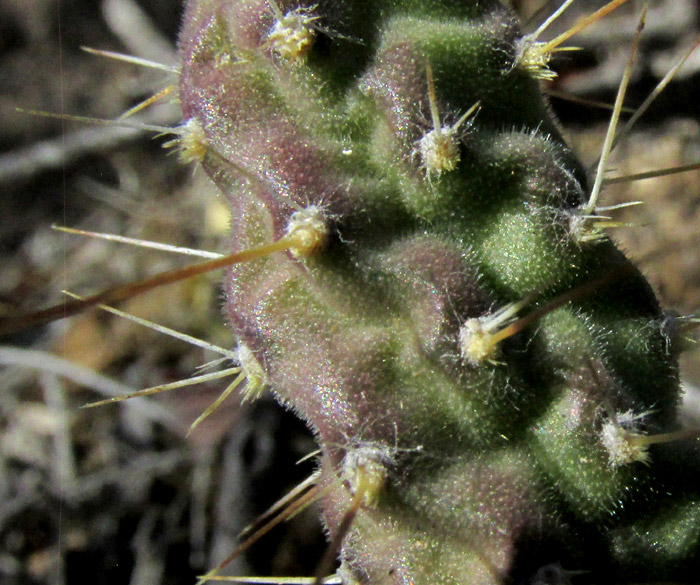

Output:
xmin=20 ymin=1 xmax=699 ymax=579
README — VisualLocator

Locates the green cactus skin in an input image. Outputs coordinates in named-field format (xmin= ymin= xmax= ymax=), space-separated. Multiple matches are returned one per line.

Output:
xmin=176 ymin=1 xmax=700 ymax=583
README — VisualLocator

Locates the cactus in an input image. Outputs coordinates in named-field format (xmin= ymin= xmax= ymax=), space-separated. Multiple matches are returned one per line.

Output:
xmin=4 ymin=1 xmax=700 ymax=584
xmin=172 ymin=0 xmax=700 ymax=583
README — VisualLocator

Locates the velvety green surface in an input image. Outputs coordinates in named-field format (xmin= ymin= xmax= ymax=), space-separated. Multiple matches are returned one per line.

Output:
xmin=178 ymin=1 xmax=698 ymax=582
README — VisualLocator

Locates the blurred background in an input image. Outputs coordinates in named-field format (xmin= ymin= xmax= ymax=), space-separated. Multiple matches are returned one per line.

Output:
xmin=0 ymin=1 xmax=699 ymax=584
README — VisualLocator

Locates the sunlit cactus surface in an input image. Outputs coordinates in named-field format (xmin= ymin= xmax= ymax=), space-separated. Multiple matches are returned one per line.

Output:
xmin=176 ymin=1 xmax=700 ymax=583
